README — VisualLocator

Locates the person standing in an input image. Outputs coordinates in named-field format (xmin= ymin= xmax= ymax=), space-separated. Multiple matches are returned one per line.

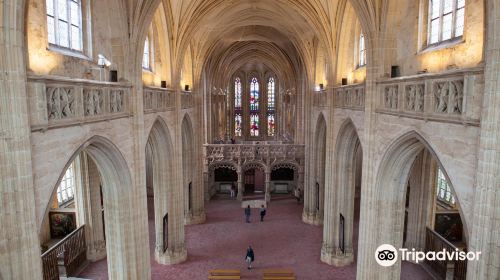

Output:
xmin=244 ymin=205 xmax=251 ymax=223
xmin=260 ymin=205 xmax=266 ymax=222
xmin=245 ymin=246 xmax=255 ymax=269
xmin=294 ymin=187 xmax=301 ymax=204
xmin=230 ymin=184 xmax=235 ymax=198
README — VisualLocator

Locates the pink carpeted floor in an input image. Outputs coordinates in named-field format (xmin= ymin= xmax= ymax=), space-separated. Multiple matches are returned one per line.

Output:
xmin=79 ymin=197 xmax=433 ymax=280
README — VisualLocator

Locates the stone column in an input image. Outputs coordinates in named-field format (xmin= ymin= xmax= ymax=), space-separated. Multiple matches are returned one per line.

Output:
xmin=265 ymin=171 xmax=271 ymax=202
xmin=203 ymin=170 xmax=210 ymax=202
xmin=163 ymin=85 xmax=187 ymax=264
xmin=404 ymin=150 xmax=435 ymax=252
xmin=237 ymin=167 xmax=244 ymax=201
xmin=0 ymin=1 xmax=44 ymax=278
xmin=467 ymin=3 xmax=500 ymax=279
xmin=76 ymin=153 xmax=106 ymax=261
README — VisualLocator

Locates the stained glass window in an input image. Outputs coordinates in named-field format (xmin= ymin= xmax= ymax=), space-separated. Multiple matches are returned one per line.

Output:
xmin=235 ymin=77 xmax=242 ymax=109
xmin=267 ymin=77 xmax=275 ymax=110
xmin=250 ymin=114 xmax=259 ymax=136
xmin=250 ymin=77 xmax=259 ymax=111
xmin=234 ymin=77 xmax=243 ymax=137
xmin=359 ymin=33 xmax=366 ymax=67
xmin=46 ymin=0 xmax=83 ymax=51
xmin=267 ymin=77 xmax=276 ymax=136
xmin=267 ymin=114 xmax=275 ymax=136
xmin=436 ymin=168 xmax=456 ymax=207
xmin=235 ymin=113 xmax=242 ymax=137
xmin=428 ymin=0 xmax=465 ymax=45
xmin=57 ymin=162 xmax=76 ymax=205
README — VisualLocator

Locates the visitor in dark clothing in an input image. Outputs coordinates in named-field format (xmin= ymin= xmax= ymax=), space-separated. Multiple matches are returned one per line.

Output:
xmin=245 ymin=246 xmax=255 ymax=269
xmin=260 ymin=205 xmax=266 ymax=222
xmin=244 ymin=205 xmax=251 ymax=223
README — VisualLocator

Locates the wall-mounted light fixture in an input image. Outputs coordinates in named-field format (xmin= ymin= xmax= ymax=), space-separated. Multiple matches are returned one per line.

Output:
xmin=161 ymin=81 xmax=167 ymax=88
xmin=319 ymin=83 xmax=324 ymax=90
xmin=89 ymin=54 xmax=113 ymax=81
xmin=97 ymin=54 xmax=112 ymax=68
xmin=341 ymin=78 xmax=348 ymax=86
xmin=184 ymin=84 xmax=190 ymax=91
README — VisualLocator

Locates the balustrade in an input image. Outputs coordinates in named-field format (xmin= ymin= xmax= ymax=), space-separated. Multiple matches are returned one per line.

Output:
xmin=205 ymin=144 xmax=305 ymax=167
xmin=377 ymin=68 xmax=483 ymax=125
xmin=41 ymin=225 xmax=87 ymax=280
xmin=143 ymin=86 xmax=175 ymax=112
xmin=425 ymin=227 xmax=467 ymax=280
xmin=181 ymin=90 xmax=194 ymax=109
xmin=313 ymin=89 xmax=329 ymax=107
xmin=334 ymin=83 xmax=365 ymax=110
xmin=28 ymin=75 xmax=131 ymax=130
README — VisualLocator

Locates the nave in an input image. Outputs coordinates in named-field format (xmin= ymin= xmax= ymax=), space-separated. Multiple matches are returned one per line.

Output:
xmin=79 ymin=197 xmax=432 ymax=280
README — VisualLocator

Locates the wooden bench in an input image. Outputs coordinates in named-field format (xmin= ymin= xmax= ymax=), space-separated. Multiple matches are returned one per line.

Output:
xmin=208 ymin=269 xmax=241 ymax=279
xmin=263 ymin=268 xmax=295 ymax=280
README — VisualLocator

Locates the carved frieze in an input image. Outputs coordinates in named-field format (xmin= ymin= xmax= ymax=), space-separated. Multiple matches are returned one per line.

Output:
xmin=47 ymin=87 xmax=75 ymax=120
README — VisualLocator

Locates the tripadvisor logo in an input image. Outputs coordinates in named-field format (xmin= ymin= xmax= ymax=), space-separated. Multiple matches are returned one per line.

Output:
xmin=375 ymin=244 xmax=481 ymax=267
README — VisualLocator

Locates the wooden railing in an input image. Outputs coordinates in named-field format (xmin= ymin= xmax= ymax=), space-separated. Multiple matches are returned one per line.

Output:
xmin=41 ymin=225 xmax=87 ymax=280
xmin=425 ymin=227 xmax=467 ymax=280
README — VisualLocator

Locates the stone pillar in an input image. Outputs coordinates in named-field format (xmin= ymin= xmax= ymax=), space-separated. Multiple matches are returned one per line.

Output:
xmin=0 ymin=1 xmax=44 ymax=278
xmin=404 ymin=150 xmax=435 ymax=252
xmin=76 ymin=153 xmax=106 ymax=261
xmin=237 ymin=167 xmax=244 ymax=201
xmin=265 ymin=171 xmax=271 ymax=202
xmin=160 ymin=85 xmax=188 ymax=265
xmin=203 ymin=170 xmax=210 ymax=202
xmin=467 ymin=3 xmax=500 ymax=279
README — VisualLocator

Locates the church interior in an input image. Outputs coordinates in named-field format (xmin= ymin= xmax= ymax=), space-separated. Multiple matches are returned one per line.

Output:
xmin=0 ymin=0 xmax=499 ymax=279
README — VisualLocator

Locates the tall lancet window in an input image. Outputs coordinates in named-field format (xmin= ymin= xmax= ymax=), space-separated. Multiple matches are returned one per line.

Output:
xmin=267 ymin=77 xmax=276 ymax=136
xmin=250 ymin=77 xmax=260 ymax=136
xmin=234 ymin=77 xmax=242 ymax=137
xmin=359 ymin=33 xmax=366 ymax=67
xmin=142 ymin=37 xmax=151 ymax=70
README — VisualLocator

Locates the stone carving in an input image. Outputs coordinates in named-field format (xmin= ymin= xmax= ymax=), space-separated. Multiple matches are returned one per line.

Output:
xmin=272 ymin=162 xmax=298 ymax=171
xmin=84 ymin=89 xmax=104 ymax=116
xmin=47 ymin=87 xmax=75 ymax=120
xmin=205 ymin=144 xmax=304 ymax=168
xmin=433 ymin=80 xmax=463 ymax=114
xmin=450 ymin=80 xmax=464 ymax=114
xmin=144 ymin=90 xmax=153 ymax=110
xmin=334 ymin=85 xmax=364 ymax=109
xmin=110 ymin=90 xmax=124 ymax=113
xmin=209 ymin=162 xmax=237 ymax=171
xmin=143 ymin=88 xmax=175 ymax=112
xmin=405 ymin=84 xmax=425 ymax=112
xmin=384 ymin=85 xmax=399 ymax=110
xmin=434 ymin=82 xmax=449 ymax=113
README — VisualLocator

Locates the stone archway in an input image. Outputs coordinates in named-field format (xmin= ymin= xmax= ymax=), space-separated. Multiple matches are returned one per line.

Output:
xmin=146 ymin=119 xmax=187 ymax=265
xmin=322 ymin=119 xmax=362 ymax=267
xmin=182 ymin=114 xmax=205 ymax=224
xmin=357 ymin=131 xmax=468 ymax=280
xmin=43 ymin=136 xmax=151 ymax=279
xmin=304 ymin=113 xmax=327 ymax=225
